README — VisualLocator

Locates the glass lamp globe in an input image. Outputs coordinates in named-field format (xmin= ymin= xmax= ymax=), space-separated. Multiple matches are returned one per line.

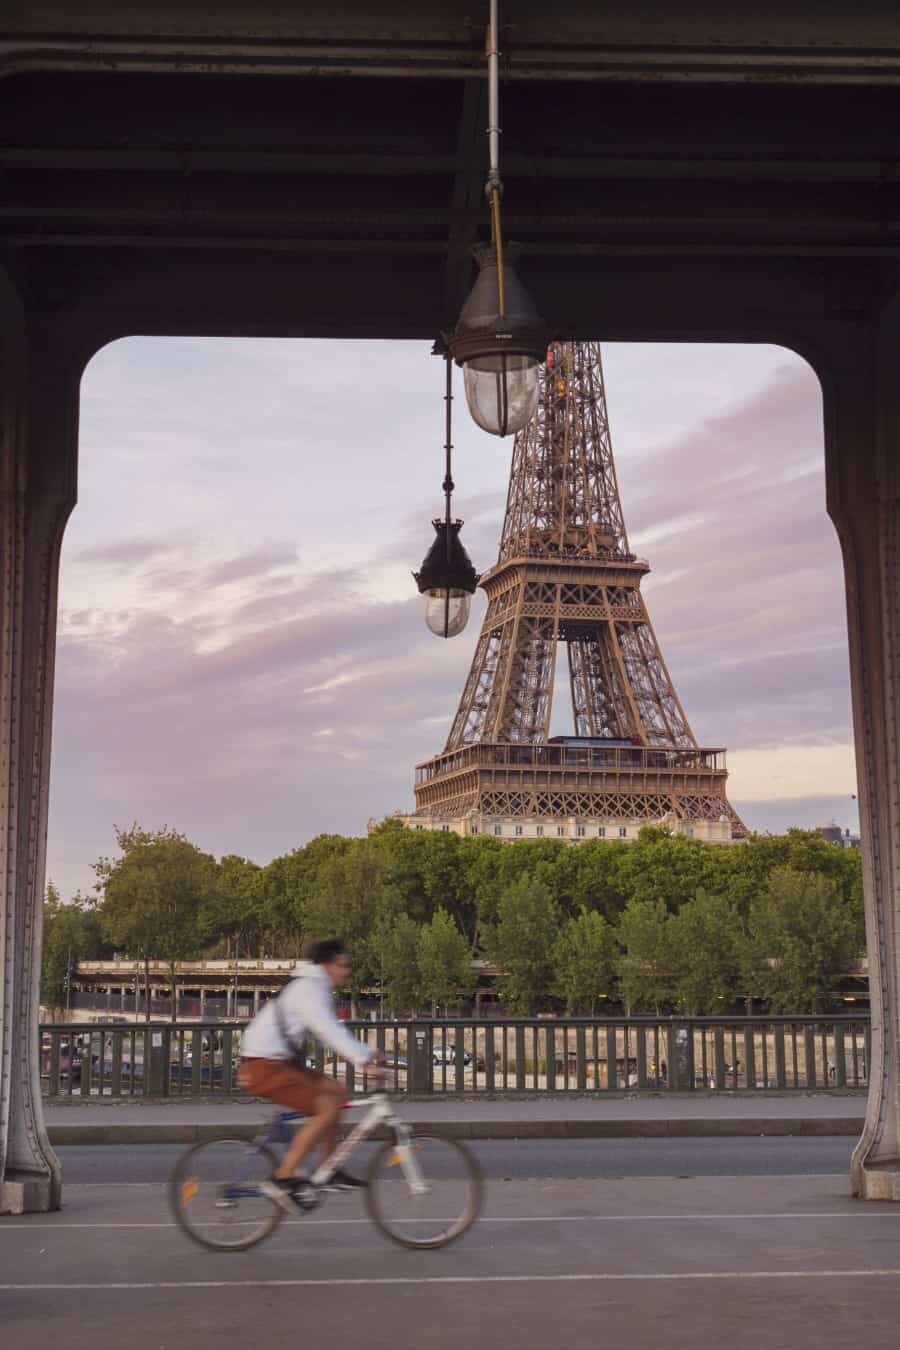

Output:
xmin=449 ymin=243 xmax=548 ymax=439
xmin=423 ymin=587 xmax=472 ymax=639
xmin=463 ymin=353 xmax=540 ymax=437
xmin=414 ymin=520 xmax=479 ymax=640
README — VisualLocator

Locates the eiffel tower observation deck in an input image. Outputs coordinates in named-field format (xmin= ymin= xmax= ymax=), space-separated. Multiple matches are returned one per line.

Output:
xmin=408 ymin=341 xmax=747 ymax=844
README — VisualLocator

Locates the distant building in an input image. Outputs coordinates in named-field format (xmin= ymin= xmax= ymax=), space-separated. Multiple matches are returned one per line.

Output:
xmin=377 ymin=809 xmax=734 ymax=845
xmin=817 ymin=822 xmax=861 ymax=849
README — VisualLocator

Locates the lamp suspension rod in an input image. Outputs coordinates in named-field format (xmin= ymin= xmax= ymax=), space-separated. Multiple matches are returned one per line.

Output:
xmin=443 ymin=348 xmax=454 ymax=563
xmin=486 ymin=0 xmax=506 ymax=316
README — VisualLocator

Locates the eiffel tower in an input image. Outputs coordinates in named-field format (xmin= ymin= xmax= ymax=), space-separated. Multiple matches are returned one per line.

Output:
xmin=410 ymin=341 xmax=747 ymax=843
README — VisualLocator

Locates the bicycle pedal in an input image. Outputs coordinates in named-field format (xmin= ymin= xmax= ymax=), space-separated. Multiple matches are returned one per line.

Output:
xmin=292 ymin=1183 xmax=320 ymax=1212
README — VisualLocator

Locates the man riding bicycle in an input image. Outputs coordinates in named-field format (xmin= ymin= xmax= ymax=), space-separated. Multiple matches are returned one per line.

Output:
xmin=239 ymin=938 xmax=384 ymax=1208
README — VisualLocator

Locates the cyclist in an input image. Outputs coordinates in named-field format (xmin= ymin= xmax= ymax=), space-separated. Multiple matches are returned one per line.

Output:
xmin=239 ymin=937 xmax=384 ymax=1208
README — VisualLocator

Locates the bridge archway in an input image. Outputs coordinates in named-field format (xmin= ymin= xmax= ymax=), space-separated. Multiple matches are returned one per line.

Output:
xmin=3 ymin=11 xmax=900 ymax=1209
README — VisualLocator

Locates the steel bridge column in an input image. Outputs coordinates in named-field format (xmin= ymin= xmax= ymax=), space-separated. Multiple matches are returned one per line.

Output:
xmin=0 ymin=274 xmax=78 ymax=1214
xmin=822 ymin=305 xmax=900 ymax=1199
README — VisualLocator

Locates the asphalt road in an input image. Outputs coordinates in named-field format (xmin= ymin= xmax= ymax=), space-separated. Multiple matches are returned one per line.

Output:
xmin=7 ymin=1138 xmax=900 ymax=1350
xmin=56 ymin=1136 xmax=855 ymax=1185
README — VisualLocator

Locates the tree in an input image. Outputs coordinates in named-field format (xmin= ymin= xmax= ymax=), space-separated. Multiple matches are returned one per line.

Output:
xmin=616 ymin=897 xmax=673 ymax=1013
xmin=462 ymin=833 xmax=508 ymax=946
xmin=668 ymin=888 xmax=742 ymax=1014
xmin=41 ymin=884 xmax=105 ymax=1012
xmin=614 ymin=827 xmax=723 ymax=913
xmin=370 ymin=824 xmax=477 ymax=940
xmin=483 ymin=875 xmax=560 ymax=1014
xmin=301 ymin=839 xmax=403 ymax=1012
xmin=568 ymin=839 xmax=629 ymax=923
xmin=552 ymin=907 xmax=618 ymax=1013
xmin=416 ymin=908 xmax=473 ymax=1015
xmin=257 ymin=836 xmax=351 ymax=956
xmin=95 ymin=825 xmax=218 ymax=1020
xmin=744 ymin=865 xmax=859 ymax=1013
xmin=200 ymin=853 xmax=263 ymax=957
xmin=370 ymin=912 xmax=421 ymax=1016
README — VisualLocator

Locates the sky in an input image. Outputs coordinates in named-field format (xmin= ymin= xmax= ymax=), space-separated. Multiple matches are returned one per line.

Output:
xmin=47 ymin=337 xmax=859 ymax=899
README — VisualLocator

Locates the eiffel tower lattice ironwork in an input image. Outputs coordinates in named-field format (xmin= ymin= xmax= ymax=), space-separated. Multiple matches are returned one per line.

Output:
xmin=413 ymin=341 xmax=747 ymax=841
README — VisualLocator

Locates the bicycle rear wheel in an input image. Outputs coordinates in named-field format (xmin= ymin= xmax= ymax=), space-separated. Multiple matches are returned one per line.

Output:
xmin=365 ymin=1134 xmax=482 ymax=1249
xmin=170 ymin=1138 xmax=284 ymax=1251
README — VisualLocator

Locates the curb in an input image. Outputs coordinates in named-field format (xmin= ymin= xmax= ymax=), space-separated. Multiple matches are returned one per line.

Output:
xmin=47 ymin=1117 xmax=865 ymax=1145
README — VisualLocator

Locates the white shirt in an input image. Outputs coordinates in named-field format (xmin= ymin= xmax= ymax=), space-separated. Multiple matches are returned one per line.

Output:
xmin=240 ymin=961 xmax=373 ymax=1068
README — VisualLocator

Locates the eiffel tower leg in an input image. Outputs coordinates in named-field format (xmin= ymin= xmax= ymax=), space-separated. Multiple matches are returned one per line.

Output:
xmin=0 ymin=281 xmax=76 ymax=1213
xmin=829 ymin=313 xmax=900 ymax=1200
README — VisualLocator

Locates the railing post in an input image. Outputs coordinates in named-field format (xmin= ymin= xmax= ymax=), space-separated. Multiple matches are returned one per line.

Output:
xmin=774 ymin=1023 xmax=787 ymax=1089
xmin=833 ymin=1023 xmax=846 ymax=1088
xmin=545 ymin=1025 xmax=557 ymax=1089
xmin=48 ymin=1032 xmax=60 ymax=1099
xmin=576 ymin=1026 xmax=587 ymax=1091
xmin=221 ymin=1028 xmax=235 ymax=1094
xmin=484 ymin=1024 xmax=495 ymax=1092
xmin=636 ymin=1024 xmax=648 ymax=1089
xmin=111 ymin=1031 xmax=123 ymax=1097
xmin=669 ymin=1021 xmax=693 ymax=1091
xmin=190 ymin=1029 xmax=202 ymax=1095
xmin=804 ymin=1026 xmax=817 ymax=1089
xmin=515 ymin=1025 xmax=526 ymax=1091
xmin=146 ymin=1026 xmax=170 ymax=1096
xmin=409 ymin=1022 xmax=433 ymax=1093
xmin=714 ymin=1026 xmax=726 ymax=1090
xmin=744 ymin=1025 xmax=756 ymax=1090
xmin=79 ymin=1030 xmax=93 ymax=1099
xmin=605 ymin=1024 xmax=617 ymax=1091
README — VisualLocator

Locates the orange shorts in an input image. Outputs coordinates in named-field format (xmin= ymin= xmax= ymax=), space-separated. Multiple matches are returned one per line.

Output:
xmin=239 ymin=1057 xmax=343 ymax=1114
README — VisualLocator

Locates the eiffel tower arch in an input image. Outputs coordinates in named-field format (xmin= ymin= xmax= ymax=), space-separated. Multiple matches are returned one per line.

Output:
xmin=408 ymin=342 xmax=747 ymax=844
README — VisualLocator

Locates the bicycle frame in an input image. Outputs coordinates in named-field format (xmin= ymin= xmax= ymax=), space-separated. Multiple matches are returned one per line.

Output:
xmin=260 ymin=1092 xmax=429 ymax=1196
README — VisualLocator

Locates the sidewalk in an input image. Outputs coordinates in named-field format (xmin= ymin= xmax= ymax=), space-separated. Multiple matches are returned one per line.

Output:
xmin=44 ymin=1092 xmax=866 ymax=1144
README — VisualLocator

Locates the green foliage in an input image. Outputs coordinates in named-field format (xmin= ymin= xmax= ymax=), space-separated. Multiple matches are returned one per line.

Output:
xmin=615 ymin=828 xmax=723 ymax=912
xmin=41 ymin=884 xmax=106 ymax=1010
xmin=567 ymin=839 xmax=629 ymax=922
xmin=301 ymin=839 xmax=403 ymax=1001
xmin=744 ymin=865 xmax=859 ymax=1013
xmin=371 ymin=912 xmax=421 ymax=1016
xmin=484 ymin=875 xmax=560 ymax=1014
xmin=616 ymin=898 xmax=673 ymax=1012
xmin=668 ymin=889 xmax=743 ymax=1014
xmin=202 ymin=854 xmax=263 ymax=956
xmin=416 ymin=908 xmax=473 ymax=1014
xmin=369 ymin=825 xmax=477 ymax=941
xmin=95 ymin=825 xmax=219 ymax=1017
xmin=552 ymin=907 xmax=618 ymax=1013
xmin=62 ymin=819 xmax=865 ymax=1016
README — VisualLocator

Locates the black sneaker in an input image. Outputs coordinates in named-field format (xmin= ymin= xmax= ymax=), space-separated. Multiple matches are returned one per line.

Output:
xmin=325 ymin=1168 xmax=368 ymax=1192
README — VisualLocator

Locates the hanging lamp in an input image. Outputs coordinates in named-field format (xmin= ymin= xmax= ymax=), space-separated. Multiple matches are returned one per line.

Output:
xmin=414 ymin=348 xmax=479 ymax=638
xmin=448 ymin=0 xmax=548 ymax=436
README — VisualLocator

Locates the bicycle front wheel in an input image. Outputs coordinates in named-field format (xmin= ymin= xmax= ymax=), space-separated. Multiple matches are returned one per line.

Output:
xmin=365 ymin=1134 xmax=482 ymax=1249
xmin=170 ymin=1138 xmax=284 ymax=1251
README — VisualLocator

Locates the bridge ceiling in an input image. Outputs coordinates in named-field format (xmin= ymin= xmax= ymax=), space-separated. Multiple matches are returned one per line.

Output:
xmin=2 ymin=5 xmax=900 ymax=346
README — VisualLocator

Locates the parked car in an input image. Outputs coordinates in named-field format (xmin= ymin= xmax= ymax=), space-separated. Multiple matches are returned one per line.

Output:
xmin=40 ymin=1034 xmax=85 ymax=1082
xmin=432 ymin=1042 xmax=472 ymax=1066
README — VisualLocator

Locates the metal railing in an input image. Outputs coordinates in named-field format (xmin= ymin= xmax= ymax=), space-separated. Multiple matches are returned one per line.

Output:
xmin=415 ymin=742 xmax=728 ymax=783
xmin=39 ymin=1015 xmax=870 ymax=1099
xmin=66 ymin=991 xmax=261 ymax=1019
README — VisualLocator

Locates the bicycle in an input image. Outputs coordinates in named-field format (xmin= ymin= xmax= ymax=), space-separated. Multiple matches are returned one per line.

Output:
xmin=170 ymin=1089 xmax=483 ymax=1252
